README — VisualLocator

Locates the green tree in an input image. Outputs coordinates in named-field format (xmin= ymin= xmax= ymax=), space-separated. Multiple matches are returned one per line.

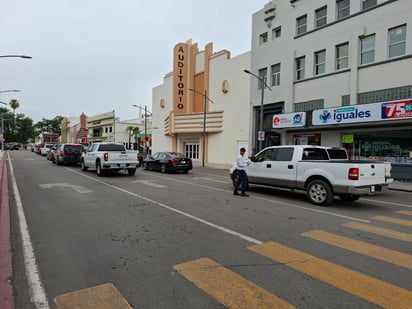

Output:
xmin=34 ymin=116 xmax=64 ymax=136
xmin=126 ymin=126 xmax=141 ymax=149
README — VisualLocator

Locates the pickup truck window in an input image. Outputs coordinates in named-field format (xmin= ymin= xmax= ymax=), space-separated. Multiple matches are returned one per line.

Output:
xmin=97 ymin=144 xmax=126 ymax=151
xmin=327 ymin=148 xmax=348 ymax=159
xmin=275 ymin=148 xmax=294 ymax=161
xmin=302 ymin=148 xmax=328 ymax=160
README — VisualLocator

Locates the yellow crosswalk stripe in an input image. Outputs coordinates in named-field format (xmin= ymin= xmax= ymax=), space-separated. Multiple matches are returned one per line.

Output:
xmin=397 ymin=210 xmax=412 ymax=216
xmin=343 ymin=221 xmax=412 ymax=243
xmin=248 ymin=241 xmax=412 ymax=309
xmin=302 ymin=230 xmax=412 ymax=270
xmin=54 ymin=283 xmax=132 ymax=309
xmin=173 ymin=257 xmax=296 ymax=309
xmin=372 ymin=215 xmax=412 ymax=227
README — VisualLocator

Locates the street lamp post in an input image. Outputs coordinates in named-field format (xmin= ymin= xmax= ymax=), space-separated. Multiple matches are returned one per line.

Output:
xmin=0 ymin=55 xmax=32 ymax=59
xmin=132 ymin=104 xmax=152 ymax=156
xmin=243 ymin=69 xmax=271 ymax=153
xmin=188 ymin=88 xmax=214 ymax=167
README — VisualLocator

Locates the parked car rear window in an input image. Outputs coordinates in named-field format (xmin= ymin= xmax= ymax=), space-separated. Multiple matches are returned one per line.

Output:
xmin=327 ymin=148 xmax=348 ymax=159
xmin=97 ymin=144 xmax=125 ymax=151
xmin=63 ymin=145 xmax=84 ymax=152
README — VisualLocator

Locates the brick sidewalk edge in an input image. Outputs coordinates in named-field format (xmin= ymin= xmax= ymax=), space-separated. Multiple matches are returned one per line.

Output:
xmin=0 ymin=152 xmax=14 ymax=309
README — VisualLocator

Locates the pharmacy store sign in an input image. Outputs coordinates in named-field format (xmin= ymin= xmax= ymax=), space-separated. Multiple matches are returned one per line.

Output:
xmin=312 ymin=99 xmax=412 ymax=125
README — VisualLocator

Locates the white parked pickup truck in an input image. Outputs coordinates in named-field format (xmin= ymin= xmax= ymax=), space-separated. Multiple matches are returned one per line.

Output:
xmin=230 ymin=145 xmax=392 ymax=206
xmin=81 ymin=142 xmax=141 ymax=176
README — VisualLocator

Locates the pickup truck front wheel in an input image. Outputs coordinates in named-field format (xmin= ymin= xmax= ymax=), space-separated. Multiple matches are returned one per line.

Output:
xmin=307 ymin=179 xmax=333 ymax=206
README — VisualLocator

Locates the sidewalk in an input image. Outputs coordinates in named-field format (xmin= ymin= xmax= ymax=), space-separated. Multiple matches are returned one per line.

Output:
xmin=0 ymin=150 xmax=14 ymax=309
xmin=388 ymin=180 xmax=412 ymax=192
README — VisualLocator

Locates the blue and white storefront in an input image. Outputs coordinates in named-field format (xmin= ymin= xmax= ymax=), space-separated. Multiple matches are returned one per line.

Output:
xmin=273 ymin=99 xmax=412 ymax=170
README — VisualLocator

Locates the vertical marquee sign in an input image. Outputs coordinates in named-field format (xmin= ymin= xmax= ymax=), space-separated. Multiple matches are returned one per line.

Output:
xmin=173 ymin=43 xmax=189 ymax=114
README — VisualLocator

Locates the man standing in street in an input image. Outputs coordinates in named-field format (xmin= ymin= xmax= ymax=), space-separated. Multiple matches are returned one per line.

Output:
xmin=233 ymin=147 xmax=250 ymax=197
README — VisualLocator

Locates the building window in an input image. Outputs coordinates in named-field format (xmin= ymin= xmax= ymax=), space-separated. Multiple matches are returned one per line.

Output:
xmin=260 ymin=32 xmax=268 ymax=45
xmin=341 ymin=95 xmax=350 ymax=106
xmin=294 ymin=99 xmax=324 ymax=112
xmin=185 ymin=143 xmax=199 ymax=160
xmin=360 ymin=35 xmax=375 ymax=65
xmin=336 ymin=42 xmax=349 ymax=70
xmin=337 ymin=0 xmax=350 ymax=19
xmin=388 ymin=25 xmax=406 ymax=59
xmin=272 ymin=26 xmax=281 ymax=38
xmin=362 ymin=0 xmax=377 ymax=10
xmin=270 ymin=63 xmax=281 ymax=86
xmin=314 ymin=50 xmax=326 ymax=75
xmin=105 ymin=127 xmax=108 ymax=133
xmin=296 ymin=56 xmax=305 ymax=80
xmin=258 ymin=68 xmax=268 ymax=89
xmin=109 ymin=126 xmax=113 ymax=133
xmin=358 ymin=85 xmax=412 ymax=104
xmin=296 ymin=15 xmax=307 ymax=35
xmin=315 ymin=6 xmax=327 ymax=28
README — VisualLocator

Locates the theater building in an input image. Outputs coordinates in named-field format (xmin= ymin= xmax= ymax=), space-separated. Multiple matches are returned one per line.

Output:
xmin=152 ymin=40 xmax=251 ymax=167
xmin=250 ymin=0 xmax=412 ymax=164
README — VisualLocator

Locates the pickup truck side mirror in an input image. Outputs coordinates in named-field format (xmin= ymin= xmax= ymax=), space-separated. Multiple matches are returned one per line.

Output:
xmin=250 ymin=155 xmax=257 ymax=162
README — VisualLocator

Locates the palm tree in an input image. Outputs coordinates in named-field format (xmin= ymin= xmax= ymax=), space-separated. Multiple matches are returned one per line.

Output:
xmin=126 ymin=126 xmax=141 ymax=149
xmin=9 ymin=99 xmax=20 ymax=133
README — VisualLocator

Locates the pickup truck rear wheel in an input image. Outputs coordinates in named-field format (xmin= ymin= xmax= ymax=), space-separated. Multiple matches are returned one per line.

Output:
xmin=81 ymin=159 xmax=88 ymax=171
xmin=307 ymin=179 xmax=333 ymax=206
xmin=96 ymin=161 xmax=104 ymax=176
xmin=127 ymin=168 xmax=136 ymax=176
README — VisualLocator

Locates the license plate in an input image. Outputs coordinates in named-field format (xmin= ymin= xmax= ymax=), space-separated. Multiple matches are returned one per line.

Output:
xmin=181 ymin=160 xmax=186 ymax=164
xmin=370 ymin=185 xmax=375 ymax=193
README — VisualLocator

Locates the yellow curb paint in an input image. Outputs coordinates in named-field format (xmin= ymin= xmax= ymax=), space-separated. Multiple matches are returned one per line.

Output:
xmin=396 ymin=210 xmax=412 ymax=216
xmin=173 ymin=257 xmax=295 ymax=309
xmin=302 ymin=230 xmax=412 ymax=270
xmin=372 ymin=215 xmax=412 ymax=227
xmin=248 ymin=241 xmax=412 ymax=309
xmin=54 ymin=283 xmax=132 ymax=309
xmin=343 ymin=221 xmax=412 ymax=243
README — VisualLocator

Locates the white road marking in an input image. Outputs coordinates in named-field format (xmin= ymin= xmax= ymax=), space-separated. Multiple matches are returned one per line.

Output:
xmin=192 ymin=177 xmax=230 ymax=184
xmin=39 ymin=183 xmax=92 ymax=193
xmin=130 ymin=180 xmax=167 ymax=188
xmin=8 ymin=157 xmax=50 ymax=308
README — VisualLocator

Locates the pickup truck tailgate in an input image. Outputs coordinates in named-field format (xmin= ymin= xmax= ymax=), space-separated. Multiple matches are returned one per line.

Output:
xmin=356 ymin=163 xmax=386 ymax=184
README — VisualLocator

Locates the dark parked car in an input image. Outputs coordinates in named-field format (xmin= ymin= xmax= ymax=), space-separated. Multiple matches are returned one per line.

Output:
xmin=55 ymin=143 xmax=85 ymax=165
xmin=143 ymin=152 xmax=192 ymax=173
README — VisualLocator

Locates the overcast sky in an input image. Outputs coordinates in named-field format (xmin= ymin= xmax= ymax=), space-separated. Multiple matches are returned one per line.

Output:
xmin=0 ymin=0 xmax=267 ymax=123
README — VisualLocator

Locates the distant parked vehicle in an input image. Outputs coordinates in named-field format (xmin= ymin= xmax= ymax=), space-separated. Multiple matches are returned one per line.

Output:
xmin=47 ymin=144 xmax=59 ymax=162
xmin=143 ymin=152 xmax=193 ymax=173
xmin=55 ymin=143 xmax=85 ymax=165
xmin=41 ymin=143 xmax=53 ymax=156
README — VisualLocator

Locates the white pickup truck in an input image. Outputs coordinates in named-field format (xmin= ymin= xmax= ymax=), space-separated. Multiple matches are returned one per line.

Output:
xmin=230 ymin=145 xmax=392 ymax=206
xmin=80 ymin=142 xmax=141 ymax=176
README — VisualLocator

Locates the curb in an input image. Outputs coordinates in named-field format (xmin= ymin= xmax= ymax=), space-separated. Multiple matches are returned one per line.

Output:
xmin=0 ymin=152 xmax=14 ymax=309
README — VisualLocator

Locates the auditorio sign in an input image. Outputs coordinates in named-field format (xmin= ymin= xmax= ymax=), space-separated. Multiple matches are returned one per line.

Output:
xmin=312 ymin=99 xmax=412 ymax=125
xmin=273 ymin=112 xmax=306 ymax=128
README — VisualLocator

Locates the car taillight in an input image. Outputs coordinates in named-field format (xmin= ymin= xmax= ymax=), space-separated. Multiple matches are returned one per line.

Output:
xmin=104 ymin=153 xmax=109 ymax=161
xmin=170 ymin=159 xmax=177 ymax=164
xmin=348 ymin=168 xmax=359 ymax=180
xmin=188 ymin=159 xmax=192 ymax=163
xmin=60 ymin=151 xmax=64 ymax=156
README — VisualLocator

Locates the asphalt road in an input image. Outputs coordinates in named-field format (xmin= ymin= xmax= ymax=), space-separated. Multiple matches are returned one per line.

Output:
xmin=8 ymin=150 xmax=412 ymax=308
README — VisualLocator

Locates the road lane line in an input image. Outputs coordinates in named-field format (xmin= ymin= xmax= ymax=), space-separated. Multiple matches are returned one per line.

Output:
xmin=54 ymin=283 xmax=132 ymax=309
xmin=371 ymin=216 xmax=412 ymax=227
xmin=302 ymin=230 xmax=412 ymax=270
xmin=248 ymin=241 xmax=412 ymax=309
xmin=8 ymin=155 xmax=50 ymax=308
xmin=342 ymin=221 xmax=412 ymax=243
xmin=173 ymin=258 xmax=296 ymax=309
xmin=361 ymin=198 xmax=412 ymax=208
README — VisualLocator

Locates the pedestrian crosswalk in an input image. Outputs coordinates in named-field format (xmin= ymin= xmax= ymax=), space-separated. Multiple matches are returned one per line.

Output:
xmin=173 ymin=211 xmax=412 ymax=308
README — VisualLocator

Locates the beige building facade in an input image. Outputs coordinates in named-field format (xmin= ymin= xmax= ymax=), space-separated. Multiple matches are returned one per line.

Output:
xmin=152 ymin=40 xmax=251 ymax=168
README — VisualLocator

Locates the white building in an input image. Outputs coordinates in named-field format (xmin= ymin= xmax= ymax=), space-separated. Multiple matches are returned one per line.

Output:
xmin=250 ymin=0 xmax=412 ymax=164
xmin=152 ymin=40 xmax=251 ymax=168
